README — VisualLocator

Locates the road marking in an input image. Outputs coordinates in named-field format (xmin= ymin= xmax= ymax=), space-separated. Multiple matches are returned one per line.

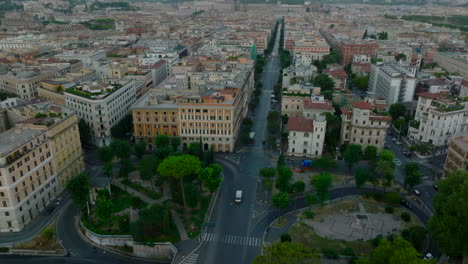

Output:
xmin=181 ymin=253 xmax=199 ymax=264
xmin=202 ymin=233 xmax=262 ymax=247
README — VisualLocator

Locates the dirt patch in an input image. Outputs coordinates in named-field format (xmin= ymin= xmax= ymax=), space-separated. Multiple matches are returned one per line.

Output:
xmin=13 ymin=222 xmax=62 ymax=251
xmin=289 ymin=222 xmax=374 ymax=256
xmin=307 ymin=200 xmax=360 ymax=222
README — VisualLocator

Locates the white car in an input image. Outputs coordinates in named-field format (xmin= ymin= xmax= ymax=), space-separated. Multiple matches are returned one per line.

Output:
xmin=424 ymin=253 xmax=433 ymax=260
xmin=393 ymin=159 xmax=402 ymax=166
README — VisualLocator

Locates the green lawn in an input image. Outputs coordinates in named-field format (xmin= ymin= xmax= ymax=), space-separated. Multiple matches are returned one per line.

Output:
xmin=111 ymin=184 xmax=147 ymax=213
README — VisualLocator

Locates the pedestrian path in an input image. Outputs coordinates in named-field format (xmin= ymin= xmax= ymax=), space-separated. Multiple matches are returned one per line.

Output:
xmin=180 ymin=253 xmax=199 ymax=264
xmin=202 ymin=233 xmax=261 ymax=247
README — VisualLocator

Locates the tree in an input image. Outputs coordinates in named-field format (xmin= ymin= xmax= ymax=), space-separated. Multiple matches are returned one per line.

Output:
xmin=402 ymin=226 xmax=428 ymax=252
xmin=154 ymin=145 xmax=173 ymax=160
xmin=404 ymin=162 xmax=422 ymax=190
xmin=290 ymin=181 xmax=305 ymax=194
xmin=311 ymin=172 xmax=333 ymax=202
xmin=312 ymin=156 xmax=337 ymax=172
xmin=95 ymin=198 xmax=112 ymax=223
xmin=137 ymin=156 xmax=157 ymax=182
xmin=352 ymin=75 xmax=369 ymax=91
xmin=187 ymin=141 xmax=204 ymax=160
xmin=98 ymin=146 xmax=114 ymax=177
xmin=133 ymin=141 xmax=146 ymax=159
xmin=272 ymin=192 xmax=290 ymax=210
xmin=389 ymin=103 xmax=406 ymax=120
xmin=110 ymin=140 xmax=132 ymax=160
xmin=375 ymin=159 xmax=395 ymax=190
xmin=357 ymin=237 xmax=432 ymax=264
xmin=154 ymin=135 xmax=170 ymax=148
xmin=66 ymin=173 xmax=90 ymax=210
xmin=363 ymin=145 xmax=377 ymax=161
xmin=260 ymin=167 xmax=276 ymax=178
xmin=362 ymin=29 xmax=368 ymax=39
xmin=343 ymin=144 xmax=362 ymax=172
xmin=78 ymin=119 xmax=92 ymax=146
xmin=276 ymin=166 xmax=293 ymax=193
xmin=198 ymin=165 xmax=223 ymax=194
xmin=277 ymin=152 xmax=285 ymax=167
xmin=355 ymin=166 xmax=369 ymax=189
xmin=253 ymin=241 xmax=315 ymax=264
xmin=313 ymin=74 xmax=335 ymax=92
xmin=429 ymin=170 xmax=468 ymax=257
xmin=171 ymin=137 xmax=181 ymax=151
xmin=110 ymin=114 xmax=132 ymax=139
xmin=324 ymin=113 xmax=341 ymax=147
xmin=157 ymin=155 xmax=201 ymax=210
xmin=394 ymin=53 xmax=407 ymax=61
xmin=377 ymin=31 xmax=388 ymax=40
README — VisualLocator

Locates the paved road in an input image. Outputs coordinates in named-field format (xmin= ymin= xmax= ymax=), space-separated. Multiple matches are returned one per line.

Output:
xmin=195 ymin=25 xmax=282 ymax=264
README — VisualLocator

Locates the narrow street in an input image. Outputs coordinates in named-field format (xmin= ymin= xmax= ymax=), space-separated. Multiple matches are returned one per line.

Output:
xmin=195 ymin=25 xmax=282 ymax=264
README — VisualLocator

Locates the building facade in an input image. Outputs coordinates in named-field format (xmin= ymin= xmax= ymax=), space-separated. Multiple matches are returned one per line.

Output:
xmin=286 ymin=115 xmax=327 ymax=157
xmin=368 ymin=62 xmax=417 ymax=105
xmin=340 ymin=100 xmax=391 ymax=151
xmin=408 ymin=93 xmax=468 ymax=147
xmin=64 ymin=80 xmax=137 ymax=147
xmin=443 ymin=136 xmax=468 ymax=177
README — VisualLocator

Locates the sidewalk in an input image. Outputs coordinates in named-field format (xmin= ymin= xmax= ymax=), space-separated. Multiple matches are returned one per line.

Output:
xmin=0 ymin=194 xmax=68 ymax=246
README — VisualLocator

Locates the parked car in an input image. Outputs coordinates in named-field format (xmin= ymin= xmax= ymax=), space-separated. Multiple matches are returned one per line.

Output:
xmin=433 ymin=184 xmax=439 ymax=190
xmin=55 ymin=197 xmax=63 ymax=206
xmin=413 ymin=189 xmax=421 ymax=196
xmin=384 ymin=144 xmax=390 ymax=149
xmin=400 ymin=200 xmax=412 ymax=209
xmin=393 ymin=159 xmax=402 ymax=166
xmin=424 ymin=253 xmax=433 ymax=260
xmin=402 ymin=150 xmax=411 ymax=157
xmin=392 ymin=137 xmax=398 ymax=142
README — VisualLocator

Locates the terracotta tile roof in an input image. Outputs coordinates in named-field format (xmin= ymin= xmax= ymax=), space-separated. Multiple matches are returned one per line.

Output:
xmin=340 ymin=107 xmax=352 ymax=115
xmin=416 ymin=92 xmax=442 ymax=99
xmin=423 ymin=78 xmax=447 ymax=86
xmin=352 ymin=62 xmax=371 ymax=73
xmin=303 ymin=99 xmax=334 ymax=111
xmin=351 ymin=101 xmax=373 ymax=110
xmin=370 ymin=116 xmax=392 ymax=121
xmin=323 ymin=68 xmax=348 ymax=78
xmin=286 ymin=116 xmax=314 ymax=132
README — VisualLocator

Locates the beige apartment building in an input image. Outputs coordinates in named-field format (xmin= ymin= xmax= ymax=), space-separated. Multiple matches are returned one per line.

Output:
xmin=178 ymin=87 xmax=249 ymax=152
xmin=340 ymin=99 xmax=391 ymax=151
xmin=443 ymin=136 xmax=468 ymax=177
xmin=132 ymin=92 xmax=179 ymax=150
xmin=0 ymin=101 xmax=84 ymax=232
xmin=0 ymin=68 xmax=59 ymax=100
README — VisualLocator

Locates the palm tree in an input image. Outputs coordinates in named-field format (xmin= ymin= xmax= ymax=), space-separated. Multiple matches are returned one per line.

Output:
xmin=375 ymin=160 xmax=395 ymax=192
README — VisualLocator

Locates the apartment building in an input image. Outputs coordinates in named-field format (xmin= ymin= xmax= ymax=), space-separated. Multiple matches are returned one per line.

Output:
xmin=25 ymin=102 xmax=85 ymax=189
xmin=368 ymin=62 xmax=417 ymax=105
xmin=0 ymin=68 xmax=59 ymax=100
xmin=64 ymin=79 xmax=137 ymax=147
xmin=281 ymin=84 xmax=314 ymax=117
xmin=0 ymin=102 xmax=83 ymax=232
xmin=178 ymin=87 xmax=249 ymax=152
xmin=408 ymin=93 xmax=468 ymax=147
xmin=340 ymin=100 xmax=391 ymax=151
xmin=132 ymin=92 xmax=179 ymax=150
xmin=286 ymin=115 xmax=327 ymax=158
xmin=54 ymin=50 xmax=107 ymax=67
xmin=443 ymin=136 xmax=468 ymax=177
xmin=336 ymin=40 xmax=379 ymax=65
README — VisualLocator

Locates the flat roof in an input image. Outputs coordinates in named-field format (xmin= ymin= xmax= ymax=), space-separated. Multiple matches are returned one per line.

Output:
xmin=0 ymin=127 xmax=44 ymax=157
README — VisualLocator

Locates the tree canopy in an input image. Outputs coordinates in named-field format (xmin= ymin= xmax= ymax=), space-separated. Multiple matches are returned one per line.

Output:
xmin=272 ymin=192 xmax=290 ymax=209
xmin=311 ymin=172 xmax=333 ymax=202
xmin=343 ymin=144 xmax=362 ymax=171
xmin=389 ymin=103 xmax=406 ymax=120
xmin=313 ymin=74 xmax=335 ymax=92
xmin=357 ymin=237 xmax=432 ymax=264
xmin=355 ymin=166 xmax=370 ymax=189
xmin=312 ymin=156 xmax=337 ymax=171
xmin=404 ymin=162 xmax=422 ymax=190
xmin=66 ymin=173 xmax=90 ymax=209
xmin=276 ymin=166 xmax=293 ymax=193
xmin=429 ymin=170 xmax=468 ymax=257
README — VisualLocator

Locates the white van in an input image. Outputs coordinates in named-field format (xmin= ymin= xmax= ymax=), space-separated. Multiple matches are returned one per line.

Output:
xmin=235 ymin=190 xmax=242 ymax=203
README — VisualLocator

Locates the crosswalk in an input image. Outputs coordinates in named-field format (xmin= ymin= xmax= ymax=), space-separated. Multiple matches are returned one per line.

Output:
xmin=202 ymin=233 xmax=262 ymax=247
xmin=416 ymin=179 xmax=433 ymax=188
xmin=180 ymin=253 xmax=199 ymax=264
